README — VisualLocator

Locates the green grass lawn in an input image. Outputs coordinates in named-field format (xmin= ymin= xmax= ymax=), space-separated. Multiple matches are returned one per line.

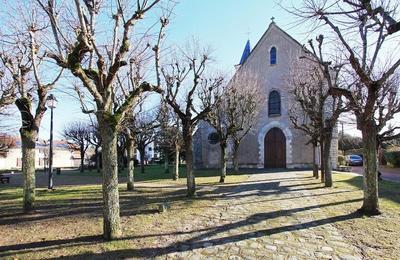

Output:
xmin=333 ymin=172 xmax=400 ymax=209
xmin=0 ymin=165 xmax=250 ymax=210
xmin=55 ymin=164 xmax=254 ymax=188
xmin=69 ymin=164 xmax=248 ymax=182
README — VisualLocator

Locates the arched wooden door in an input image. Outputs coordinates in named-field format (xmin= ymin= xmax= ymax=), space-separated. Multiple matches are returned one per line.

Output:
xmin=264 ymin=127 xmax=286 ymax=168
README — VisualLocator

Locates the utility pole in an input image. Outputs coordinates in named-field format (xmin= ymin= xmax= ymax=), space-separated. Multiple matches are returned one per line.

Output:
xmin=46 ymin=94 xmax=57 ymax=189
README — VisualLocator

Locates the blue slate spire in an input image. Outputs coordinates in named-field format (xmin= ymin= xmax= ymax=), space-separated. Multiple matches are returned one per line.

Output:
xmin=239 ymin=40 xmax=251 ymax=65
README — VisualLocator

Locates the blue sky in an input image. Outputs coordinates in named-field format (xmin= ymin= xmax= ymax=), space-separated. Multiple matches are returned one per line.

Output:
xmin=37 ymin=0 xmax=309 ymax=140
xmin=2 ymin=0 xmax=361 ymax=139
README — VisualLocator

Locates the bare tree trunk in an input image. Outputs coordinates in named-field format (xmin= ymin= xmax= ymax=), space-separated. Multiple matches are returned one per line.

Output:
xmin=139 ymin=147 xmax=145 ymax=174
xmin=173 ymin=145 xmax=180 ymax=180
xmin=323 ymin=129 xmax=333 ymax=187
xmin=16 ymin=98 xmax=38 ymax=213
xmin=313 ymin=143 xmax=319 ymax=179
xmin=164 ymin=151 xmax=169 ymax=174
xmin=320 ymin=135 xmax=325 ymax=183
xmin=95 ymin=146 xmax=101 ymax=173
xmin=183 ymin=124 xmax=195 ymax=197
xmin=359 ymin=123 xmax=380 ymax=215
xmin=80 ymin=144 xmax=85 ymax=173
xmin=20 ymin=130 xmax=37 ymax=213
xmin=219 ymin=142 xmax=227 ymax=183
xmin=98 ymin=121 xmax=121 ymax=240
xmin=126 ymin=137 xmax=135 ymax=191
xmin=118 ymin=147 xmax=125 ymax=172
xmin=233 ymin=140 xmax=240 ymax=174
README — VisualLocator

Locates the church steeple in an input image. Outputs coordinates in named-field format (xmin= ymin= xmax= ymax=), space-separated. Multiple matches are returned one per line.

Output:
xmin=239 ymin=40 xmax=251 ymax=65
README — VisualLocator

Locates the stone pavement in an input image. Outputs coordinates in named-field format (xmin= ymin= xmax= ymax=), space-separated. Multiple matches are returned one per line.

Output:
xmin=160 ymin=171 xmax=363 ymax=260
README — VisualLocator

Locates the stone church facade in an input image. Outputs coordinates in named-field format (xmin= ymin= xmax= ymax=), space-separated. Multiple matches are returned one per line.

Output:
xmin=194 ymin=22 xmax=338 ymax=169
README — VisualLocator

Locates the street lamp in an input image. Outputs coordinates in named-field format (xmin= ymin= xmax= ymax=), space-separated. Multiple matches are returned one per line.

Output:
xmin=46 ymin=94 xmax=57 ymax=189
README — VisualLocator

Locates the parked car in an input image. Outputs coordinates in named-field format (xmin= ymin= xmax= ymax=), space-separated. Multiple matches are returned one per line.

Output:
xmin=345 ymin=154 xmax=363 ymax=166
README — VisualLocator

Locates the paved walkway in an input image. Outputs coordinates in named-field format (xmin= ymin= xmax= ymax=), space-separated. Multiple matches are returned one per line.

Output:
xmin=159 ymin=172 xmax=362 ymax=259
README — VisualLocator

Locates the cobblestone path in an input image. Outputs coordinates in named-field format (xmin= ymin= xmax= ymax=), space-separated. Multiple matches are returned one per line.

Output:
xmin=160 ymin=171 xmax=363 ymax=260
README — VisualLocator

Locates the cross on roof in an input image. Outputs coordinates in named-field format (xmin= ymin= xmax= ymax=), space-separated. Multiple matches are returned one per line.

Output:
xmin=246 ymin=27 xmax=251 ymax=39
xmin=271 ymin=17 xmax=275 ymax=23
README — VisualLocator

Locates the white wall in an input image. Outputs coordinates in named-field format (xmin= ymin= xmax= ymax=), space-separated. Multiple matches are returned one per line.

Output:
xmin=0 ymin=147 xmax=79 ymax=170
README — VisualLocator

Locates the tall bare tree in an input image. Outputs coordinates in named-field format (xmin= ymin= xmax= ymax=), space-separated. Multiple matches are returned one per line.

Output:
xmin=162 ymin=44 xmax=223 ymax=196
xmin=0 ymin=7 xmax=62 ymax=212
xmin=134 ymin=110 xmax=159 ymax=174
xmin=0 ymin=34 xmax=18 ymax=146
xmin=88 ymin=122 xmax=101 ymax=173
xmin=37 ymin=0 xmax=171 ymax=239
xmin=296 ymin=0 xmax=400 ymax=214
xmin=124 ymin=124 xmax=135 ymax=191
xmin=289 ymin=65 xmax=322 ymax=179
xmin=169 ymin=117 xmax=183 ymax=180
xmin=157 ymin=102 xmax=183 ymax=180
xmin=117 ymin=132 xmax=127 ymax=172
xmin=228 ymin=73 xmax=263 ymax=174
xmin=63 ymin=122 xmax=91 ymax=172
xmin=289 ymin=38 xmax=349 ymax=186
xmin=206 ymin=72 xmax=262 ymax=182
xmin=120 ymin=99 xmax=149 ymax=191
xmin=0 ymin=68 xmax=16 ymax=115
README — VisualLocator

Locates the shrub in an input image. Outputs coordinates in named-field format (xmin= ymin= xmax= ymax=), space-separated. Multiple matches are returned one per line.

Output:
xmin=337 ymin=155 xmax=346 ymax=166
xmin=384 ymin=149 xmax=400 ymax=167
xmin=345 ymin=148 xmax=364 ymax=157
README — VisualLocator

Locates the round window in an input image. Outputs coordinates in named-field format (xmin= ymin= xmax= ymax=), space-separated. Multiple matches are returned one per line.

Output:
xmin=208 ymin=132 xmax=220 ymax=144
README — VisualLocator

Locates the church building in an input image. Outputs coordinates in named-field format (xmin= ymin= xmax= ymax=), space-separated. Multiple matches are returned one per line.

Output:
xmin=193 ymin=21 xmax=338 ymax=169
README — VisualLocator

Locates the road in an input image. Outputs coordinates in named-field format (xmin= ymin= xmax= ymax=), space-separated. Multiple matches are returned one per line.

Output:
xmin=351 ymin=165 xmax=400 ymax=182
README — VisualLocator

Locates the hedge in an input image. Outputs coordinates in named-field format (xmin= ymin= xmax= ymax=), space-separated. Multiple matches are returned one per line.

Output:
xmin=384 ymin=150 xmax=400 ymax=167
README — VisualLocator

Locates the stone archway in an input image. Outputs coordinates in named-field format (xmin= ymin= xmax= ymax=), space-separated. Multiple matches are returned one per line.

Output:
xmin=264 ymin=127 xmax=286 ymax=168
xmin=258 ymin=121 xmax=292 ymax=168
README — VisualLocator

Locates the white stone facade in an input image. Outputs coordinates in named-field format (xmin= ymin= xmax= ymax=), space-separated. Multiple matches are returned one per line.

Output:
xmin=193 ymin=22 xmax=338 ymax=169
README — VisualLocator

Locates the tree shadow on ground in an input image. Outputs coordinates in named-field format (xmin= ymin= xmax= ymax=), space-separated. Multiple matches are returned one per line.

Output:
xmin=0 ymin=174 xmax=325 ymax=226
xmin=0 ymin=187 xmax=188 ymax=225
xmin=0 ymin=175 xmax=307 ymax=226
xmin=0 ymin=198 xmax=362 ymax=258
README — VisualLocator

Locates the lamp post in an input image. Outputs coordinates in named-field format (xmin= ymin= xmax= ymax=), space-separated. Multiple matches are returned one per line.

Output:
xmin=46 ymin=94 xmax=57 ymax=189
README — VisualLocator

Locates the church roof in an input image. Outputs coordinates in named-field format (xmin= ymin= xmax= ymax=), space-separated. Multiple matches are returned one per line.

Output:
xmin=237 ymin=21 xmax=306 ymax=68
xmin=239 ymin=40 xmax=251 ymax=65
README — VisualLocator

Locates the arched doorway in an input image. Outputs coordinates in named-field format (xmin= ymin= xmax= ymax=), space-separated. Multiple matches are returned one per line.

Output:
xmin=264 ymin=127 xmax=286 ymax=168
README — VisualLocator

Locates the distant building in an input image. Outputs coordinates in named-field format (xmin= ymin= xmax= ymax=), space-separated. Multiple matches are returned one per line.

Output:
xmin=0 ymin=135 xmax=82 ymax=170
xmin=135 ymin=142 xmax=160 ymax=164
xmin=194 ymin=21 xmax=338 ymax=169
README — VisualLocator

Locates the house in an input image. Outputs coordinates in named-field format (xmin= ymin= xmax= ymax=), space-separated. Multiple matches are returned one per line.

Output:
xmin=0 ymin=134 xmax=82 ymax=170
xmin=135 ymin=142 xmax=161 ymax=164
xmin=193 ymin=21 xmax=338 ymax=169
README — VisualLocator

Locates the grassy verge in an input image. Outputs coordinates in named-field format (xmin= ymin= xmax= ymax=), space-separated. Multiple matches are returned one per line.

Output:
xmin=333 ymin=172 xmax=400 ymax=209
xmin=321 ymin=172 xmax=400 ymax=259
xmin=60 ymin=164 xmax=250 ymax=181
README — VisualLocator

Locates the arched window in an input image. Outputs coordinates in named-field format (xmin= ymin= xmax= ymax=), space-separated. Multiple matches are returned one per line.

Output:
xmin=268 ymin=90 xmax=281 ymax=116
xmin=270 ymin=47 xmax=277 ymax=65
